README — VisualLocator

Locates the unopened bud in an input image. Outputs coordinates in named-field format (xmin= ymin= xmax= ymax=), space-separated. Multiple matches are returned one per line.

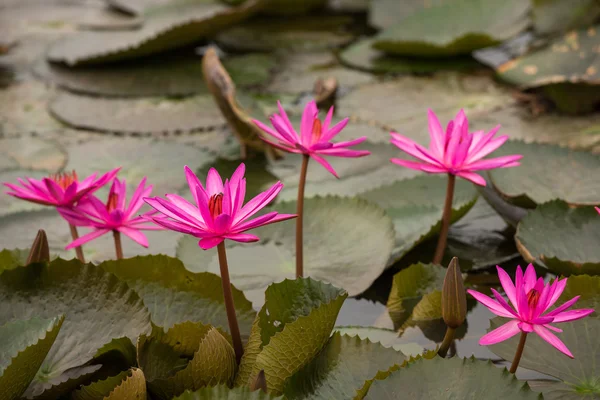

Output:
xmin=441 ymin=257 xmax=466 ymax=329
xmin=26 ymin=230 xmax=50 ymax=264
xmin=250 ymin=370 xmax=267 ymax=393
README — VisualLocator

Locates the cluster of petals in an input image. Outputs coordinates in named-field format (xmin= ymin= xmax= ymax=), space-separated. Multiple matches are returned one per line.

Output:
xmin=59 ymin=177 xmax=163 ymax=249
xmin=468 ymin=264 xmax=594 ymax=357
xmin=253 ymin=100 xmax=370 ymax=177
xmin=4 ymin=168 xmax=120 ymax=207
xmin=390 ymin=109 xmax=522 ymax=186
xmin=143 ymin=164 xmax=296 ymax=250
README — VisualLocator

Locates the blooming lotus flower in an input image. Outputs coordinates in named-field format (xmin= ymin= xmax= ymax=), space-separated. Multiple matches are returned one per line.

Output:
xmin=58 ymin=177 xmax=163 ymax=249
xmin=468 ymin=264 xmax=594 ymax=358
xmin=253 ymin=100 xmax=370 ymax=177
xmin=390 ymin=109 xmax=522 ymax=186
xmin=143 ymin=164 xmax=296 ymax=250
xmin=596 ymin=206 xmax=600 ymax=214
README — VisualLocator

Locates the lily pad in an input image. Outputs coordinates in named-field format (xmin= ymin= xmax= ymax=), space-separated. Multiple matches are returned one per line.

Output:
xmin=515 ymin=200 xmax=600 ymax=275
xmin=532 ymin=0 xmax=600 ymax=35
xmin=0 ymin=316 xmax=64 ymax=400
xmin=489 ymin=317 xmax=600 ymax=399
xmin=235 ymin=278 xmax=347 ymax=395
xmin=174 ymin=385 xmax=281 ymax=399
xmin=0 ymin=136 xmax=66 ymax=172
xmin=99 ymin=255 xmax=256 ymax=339
xmin=557 ymin=274 xmax=600 ymax=311
xmin=49 ymin=91 xmax=225 ymax=135
xmin=0 ymin=259 xmax=152 ymax=398
xmin=489 ymin=141 xmax=600 ymax=208
xmin=359 ymin=174 xmax=478 ymax=263
xmin=372 ymin=0 xmax=530 ymax=57
xmin=332 ymin=326 xmax=424 ymax=355
xmin=71 ymin=368 xmax=146 ymax=400
xmin=260 ymin=0 xmax=327 ymax=16
xmin=47 ymin=0 xmax=266 ymax=65
xmin=0 ymin=248 xmax=29 ymax=273
xmin=177 ymin=196 xmax=395 ymax=305
xmin=364 ymin=356 xmax=540 ymax=399
xmin=368 ymin=0 xmax=446 ymax=30
xmin=284 ymin=332 xmax=407 ymax=399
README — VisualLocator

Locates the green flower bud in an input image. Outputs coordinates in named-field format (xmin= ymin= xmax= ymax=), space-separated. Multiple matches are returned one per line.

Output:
xmin=26 ymin=230 xmax=50 ymax=265
xmin=442 ymin=257 xmax=466 ymax=329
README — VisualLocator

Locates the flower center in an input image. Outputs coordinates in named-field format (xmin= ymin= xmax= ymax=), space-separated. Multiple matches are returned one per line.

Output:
xmin=106 ymin=192 xmax=119 ymax=212
xmin=49 ymin=170 xmax=78 ymax=190
xmin=209 ymin=193 xmax=223 ymax=218
xmin=526 ymin=288 xmax=541 ymax=309
xmin=311 ymin=118 xmax=322 ymax=142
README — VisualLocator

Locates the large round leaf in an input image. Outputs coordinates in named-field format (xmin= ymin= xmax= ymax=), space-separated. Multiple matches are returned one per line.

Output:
xmin=489 ymin=141 xmax=600 ymax=207
xmin=0 ymin=136 xmax=66 ymax=172
xmin=332 ymin=326 xmax=424 ymax=356
xmin=99 ymin=255 xmax=256 ymax=340
xmin=532 ymin=0 xmax=600 ymax=35
xmin=364 ymin=356 xmax=539 ymax=399
xmin=0 ymin=316 xmax=64 ymax=400
xmin=71 ymin=368 xmax=147 ymax=400
xmin=177 ymin=196 xmax=395 ymax=305
xmin=372 ymin=0 xmax=530 ymax=57
xmin=0 ymin=259 xmax=152 ymax=398
xmin=515 ymin=201 xmax=600 ymax=275
xmin=557 ymin=274 xmax=600 ymax=311
xmin=359 ymin=174 xmax=478 ymax=263
xmin=174 ymin=385 xmax=281 ymax=399
xmin=0 ymin=248 xmax=29 ymax=273
xmin=368 ymin=0 xmax=446 ymax=30
xmin=259 ymin=0 xmax=326 ymax=16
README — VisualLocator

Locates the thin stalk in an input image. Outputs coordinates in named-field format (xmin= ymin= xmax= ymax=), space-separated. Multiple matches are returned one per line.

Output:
xmin=217 ymin=242 xmax=244 ymax=364
xmin=509 ymin=332 xmax=528 ymax=374
xmin=68 ymin=223 xmax=85 ymax=263
xmin=113 ymin=230 xmax=124 ymax=260
xmin=433 ymin=174 xmax=456 ymax=265
xmin=296 ymin=154 xmax=310 ymax=278
xmin=437 ymin=326 xmax=456 ymax=358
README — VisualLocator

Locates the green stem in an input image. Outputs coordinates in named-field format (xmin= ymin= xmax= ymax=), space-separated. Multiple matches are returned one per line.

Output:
xmin=509 ymin=332 xmax=528 ymax=374
xmin=437 ymin=326 xmax=456 ymax=358
xmin=217 ymin=242 xmax=244 ymax=364
xmin=296 ymin=154 xmax=309 ymax=278
xmin=68 ymin=223 xmax=85 ymax=263
xmin=433 ymin=174 xmax=455 ymax=265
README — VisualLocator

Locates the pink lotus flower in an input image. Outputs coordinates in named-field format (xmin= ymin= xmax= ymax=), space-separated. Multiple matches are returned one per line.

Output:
xmin=143 ymin=164 xmax=296 ymax=250
xmin=253 ymin=100 xmax=370 ymax=177
xmin=468 ymin=264 xmax=594 ymax=358
xmin=4 ymin=168 xmax=120 ymax=207
xmin=58 ymin=177 xmax=163 ymax=249
xmin=596 ymin=206 xmax=600 ymax=215
xmin=390 ymin=109 xmax=522 ymax=186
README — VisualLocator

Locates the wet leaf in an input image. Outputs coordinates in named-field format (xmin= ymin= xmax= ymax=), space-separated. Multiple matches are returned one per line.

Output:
xmin=71 ymin=368 xmax=147 ymax=400
xmin=0 ymin=136 xmax=66 ymax=172
xmin=368 ymin=0 xmax=447 ymax=30
xmin=532 ymin=0 xmax=600 ymax=35
xmin=174 ymin=385 xmax=282 ymax=399
xmin=0 ymin=248 xmax=29 ymax=273
xmin=332 ymin=327 xmax=424 ymax=355
xmin=260 ymin=0 xmax=327 ymax=16
xmin=557 ymin=274 xmax=600 ymax=311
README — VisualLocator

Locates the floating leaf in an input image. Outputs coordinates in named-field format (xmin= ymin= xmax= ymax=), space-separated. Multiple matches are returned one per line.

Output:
xmin=0 ymin=136 xmax=66 ymax=172
xmin=47 ymin=0 xmax=267 ymax=65
xmin=364 ymin=356 xmax=539 ymax=399
xmin=368 ymin=0 xmax=447 ymax=30
xmin=359 ymin=174 xmax=478 ymax=263
xmin=515 ymin=201 xmax=600 ymax=275
xmin=372 ymin=0 xmax=530 ymax=57
xmin=76 ymin=7 xmax=144 ymax=31
xmin=0 ymin=248 xmax=29 ymax=273
xmin=174 ymin=385 xmax=281 ymax=399
xmin=260 ymin=0 xmax=326 ymax=16
xmin=284 ymin=332 xmax=407 ymax=399
xmin=138 ymin=322 xmax=236 ymax=399
xmin=0 ymin=259 xmax=152 ymax=398
xmin=71 ymin=368 xmax=146 ymax=400
xmin=332 ymin=327 xmax=424 ymax=355
xmin=177 ymin=196 xmax=394 ymax=305
xmin=99 ymin=255 xmax=256 ymax=339
xmin=489 ymin=141 xmax=600 ymax=207
xmin=235 ymin=278 xmax=347 ymax=395
xmin=0 ymin=316 xmax=64 ymax=400
xmin=532 ymin=0 xmax=600 ymax=36
xmin=557 ymin=274 xmax=600 ymax=311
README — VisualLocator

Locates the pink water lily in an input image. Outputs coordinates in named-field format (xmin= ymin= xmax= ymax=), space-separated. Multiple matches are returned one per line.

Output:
xmin=4 ymin=168 xmax=120 ymax=207
xmin=253 ymin=100 xmax=370 ymax=178
xmin=468 ymin=264 xmax=594 ymax=358
xmin=143 ymin=164 xmax=296 ymax=250
xmin=596 ymin=206 xmax=600 ymax=215
xmin=390 ymin=109 xmax=522 ymax=186
xmin=59 ymin=177 xmax=163 ymax=249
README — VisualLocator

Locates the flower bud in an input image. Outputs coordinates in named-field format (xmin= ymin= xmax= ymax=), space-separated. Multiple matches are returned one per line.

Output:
xmin=441 ymin=257 xmax=466 ymax=329
xmin=26 ymin=229 xmax=50 ymax=264
xmin=250 ymin=370 xmax=267 ymax=393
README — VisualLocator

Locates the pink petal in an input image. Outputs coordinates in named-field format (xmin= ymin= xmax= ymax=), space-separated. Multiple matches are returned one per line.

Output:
xmin=126 ymin=177 xmax=150 ymax=218
xmin=322 ymin=106 xmax=334 ymax=131
xmin=455 ymin=171 xmax=486 ymax=186
xmin=320 ymin=117 xmax=349 ymax=143
xmin=230 ymin=163 xmax=246 ymax=191
xmin=311 ymin=142 xmax=334 ymax=151
xmin=316 ymin=148 xmax=370 ymax=158
xmin=145 ymin=216 xmax=206 ymax=236
xmin=489 ymin=288 xmax=519 ymax=318
xmin=467 ymin=155 xmax=523 ymax=171
xmin=329 ymin=137 xmax=367 ymax=149
xmin=232 ymin=211 xmax=277 ymax=232
xmin=213 ymin=214 xmax=232 ymax=234
xmin=118 ymin=226 xmax=149 ymax=247
xmin=277 ymin=101 xmax=297 ymax=135
xmin=225 ymin=232 xmax=260 ymax=243
xmin=164 ymin=194 xmax=205 ymax=224
xmin=234 ymin=182 xmax=283 ymax=225
xmin=545 ymin=278 xmax=568 ymax=312
xmin=496 ymin=266 xmax=518 ymax=309
xmin=549 ymin=308 xmax=594 ymax=323
xmin=199 ymin=237 xmax=224 ymax=250
xmin=533 ymin=325 xmax=573 ymax=358
xmin=479 ymin=320 xmax=521 ymax=345
xmin=467 ymin=289 xmax=516 ymax=318
xmin=65 ymin=228 xmax=110 ymax=249
xmin=390 ymin=158 xmax=447 ymax=173
xmin=260 ymin=137 xmax=301 ymax=154
xmin=523 ymin=264 xmax=538 ymax=292
xmin=427 ymin=109 xmax=445 ymax=159
xmin=300 ymin=101 xmax=318 ymax=146
xmin=43 ymin=178 xmax=65 ymax=204
xmin=184 ymin=165 xmax=205 ymax=208
xmin=206 ymin=168 xmax=224 ymax=196
xmin=518 ymin=321 xmax=534 ymax=332
xmin=271 ymin=114 xmax=300 ymax=144
xmin=391 ymin=133 xmax=443 ymax=166
xmin=58 ymin=207 xmax=94 ymax=227
xmin=311 ymin=153 xmax=339 ymax=178
xmin=466 ymin=129 xmax=504 ymax=162
xmin=253 ymin=118 xmax=291 ymax=144
xmin=545 ymin=295 xmax=580 ymax=317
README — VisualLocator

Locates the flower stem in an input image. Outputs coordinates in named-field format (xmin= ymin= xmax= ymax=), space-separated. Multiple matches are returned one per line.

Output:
xmin=296 ymin=154 xmax=309 ymax=278
xmin=68 ymin=223 xmax=85 ymax=263
xmin=113 ymin=230 xmax=123 ymax=260
xmin=509 ymin=332 xmax=528 ymax=374
xmin=217 ymin=242 xmax=244 ymax=364
xmin=433 ymin=173 xmax=456 ymax=265
xmin=437 ymin=326 xmax=456 ymax=358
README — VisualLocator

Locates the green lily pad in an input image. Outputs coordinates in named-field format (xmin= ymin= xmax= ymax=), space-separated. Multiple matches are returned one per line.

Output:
xmin=368 ymin=0 xmax=447 ymax=30
xmin=76 ymin=7 xmax=144 ymax=31
xmin=47 ymin=0 xmax=266 ymax=65
xmin=71 ymin=368 xmax=146 ymax=400
xmin=0 ymin=316 xmax=64 ymax=400
xmin=177 ymin=196 xmax=395 ymax=305
xmin=105 ymin=0 xmax=173 ymax=15
xmin=359 ymin=174 xmax=478 ymax=263
xmin=0 ymin=259 xmax=152 ymax=398
xmin=138 ymin=322 xmax=236 ymax=399
xmin=558 ymin=274 xmax=600 ymax=311
xmin=260 ymin=0 xmax=327 ymax=15
xmin=35 ymin=53 xmax=276 ymax=97
xmin=174 ymin=385 xmax=281 ymax=399
xmin=0 ymin=248 xmax=29 ymax=273
xmin=49 ymin=92 xmax=225 ymax=135
xmin=515 ymin=201 xmax=600 ymax=275
xmin=532 ymin=0 xmax=600 ymax=36
xmin=332 ymin=326 xmax=424 ymax=355
xmin=0 ymin=136 xmax=66 ymax=172
xmin=364 ymin=356 xmax=540 ymax=399
xmin=339 ymin=38 xmax=481 ymax=74
xmin=215 ymin=16 xmax=354 ymax=52
xmin=284 ymin=332 xmax=408 ymax=399
xmin=489 ymin=317 xmax=600 ymax=399
xmin=489 ymin=141 xmax=600 ymax=208
xmin=99 ymin=255 xmax=256 ymax=340
xmin=235 ymin=278 xmax=347 ymax=395
xmin=372 ymin=0 xmax=530 ymax=57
